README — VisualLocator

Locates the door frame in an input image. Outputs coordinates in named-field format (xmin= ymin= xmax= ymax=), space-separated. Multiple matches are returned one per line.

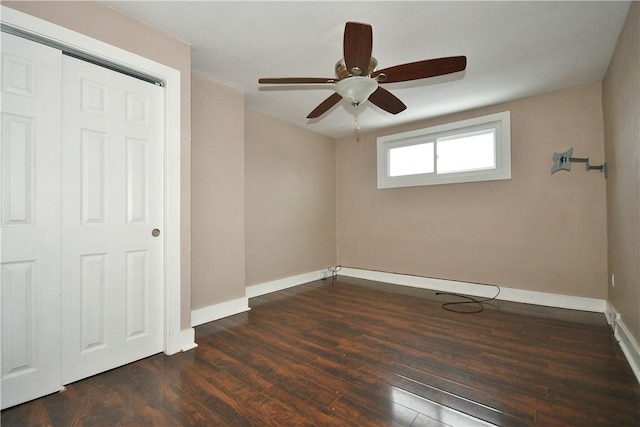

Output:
xmin=1 ymin=6 xmax=185 ymax=355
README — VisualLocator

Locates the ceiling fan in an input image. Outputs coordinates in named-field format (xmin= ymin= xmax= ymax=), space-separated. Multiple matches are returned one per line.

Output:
xmin=258 ymin=21 xmax=467 ymax=120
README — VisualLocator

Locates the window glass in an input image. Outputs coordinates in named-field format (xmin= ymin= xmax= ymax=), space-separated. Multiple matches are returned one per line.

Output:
xmin=437 ymin=130 xmax=495 ymax=174
xmin=389 ymin=142 xmax=434 ymax=177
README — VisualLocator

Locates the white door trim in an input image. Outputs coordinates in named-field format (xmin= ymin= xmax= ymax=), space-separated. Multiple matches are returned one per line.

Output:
xmin=1 ymin=6 xmax=185 ymax=355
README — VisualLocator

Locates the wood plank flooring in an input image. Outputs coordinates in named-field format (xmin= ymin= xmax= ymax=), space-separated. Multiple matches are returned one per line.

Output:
xmin=2 ymin=276 xmax=639 ymax=426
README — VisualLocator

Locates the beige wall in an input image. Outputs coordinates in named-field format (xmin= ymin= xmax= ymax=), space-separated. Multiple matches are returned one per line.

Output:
xmin=603 ymin=2 xmax=640 ymax=343
xmin=9 ymin=1 xmax=626 ymax=330
xmin=245 ymin=109 xmax=337 ymax=285
xmin=337 ymin=83 xmax=608 ymax=299
xmin=191 ymin=73 xmax=245 ymax=309
xmin=5 ymin=1 xmax=193 ymax=329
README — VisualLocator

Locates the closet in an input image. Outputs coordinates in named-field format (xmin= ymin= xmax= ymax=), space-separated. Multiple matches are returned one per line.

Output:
xmin=1 ymin=32 xmax=164 ymax=409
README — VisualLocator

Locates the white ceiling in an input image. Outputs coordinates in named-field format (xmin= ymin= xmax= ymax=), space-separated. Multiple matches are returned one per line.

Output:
xmin=102 ymin=1 xmax=631 ymax=139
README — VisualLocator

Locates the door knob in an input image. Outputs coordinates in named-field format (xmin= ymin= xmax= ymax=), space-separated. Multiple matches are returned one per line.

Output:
xmin=151 ymin=228 xmax=160 ymax=237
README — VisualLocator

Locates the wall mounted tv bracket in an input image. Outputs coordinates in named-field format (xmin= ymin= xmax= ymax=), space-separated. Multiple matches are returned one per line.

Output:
xmin=551 ymin=147 xmax=607 ymax=178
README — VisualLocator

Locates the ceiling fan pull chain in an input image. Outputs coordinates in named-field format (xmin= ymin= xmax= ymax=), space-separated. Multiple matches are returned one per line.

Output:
xmin=354 ymin=104 xmax=362 ymax=141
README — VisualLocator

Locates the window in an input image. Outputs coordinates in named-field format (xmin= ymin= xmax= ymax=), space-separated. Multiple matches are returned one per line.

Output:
xmin=377 ymin=111 xmax=511 ymax=188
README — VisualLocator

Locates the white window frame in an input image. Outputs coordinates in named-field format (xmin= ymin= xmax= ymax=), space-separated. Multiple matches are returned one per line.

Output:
xmin=377 ymin=111 xmax=511 ymax=188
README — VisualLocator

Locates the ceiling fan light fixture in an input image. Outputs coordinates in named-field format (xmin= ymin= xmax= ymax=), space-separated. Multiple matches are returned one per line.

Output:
xmin=336 ymin=76 xmax=378 ymax=105
xmin=258 ymin=22 xmax=467 ymax=120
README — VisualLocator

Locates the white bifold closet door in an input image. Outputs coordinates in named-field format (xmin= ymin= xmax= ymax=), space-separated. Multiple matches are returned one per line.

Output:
xmin=1 ymin=33 xmax=165 ymax=408
xmin=60 ymin=55 xmax=164 ymax=385
xmin=1 ymin=31 xmax=63 ymax=410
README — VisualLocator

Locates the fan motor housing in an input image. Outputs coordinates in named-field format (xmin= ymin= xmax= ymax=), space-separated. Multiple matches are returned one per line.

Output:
xmin=335 ymin=57 xmax=378 ymax=79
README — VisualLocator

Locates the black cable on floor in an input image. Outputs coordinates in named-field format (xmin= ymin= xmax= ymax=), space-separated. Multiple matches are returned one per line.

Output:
xmin=436 ymin=284 xmax=501 ymax=314
xmin=324 ymin=265 xmax=501 ymax=314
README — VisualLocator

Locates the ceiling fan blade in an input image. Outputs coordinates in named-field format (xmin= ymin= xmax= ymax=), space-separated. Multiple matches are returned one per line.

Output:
xmin=307 ymin=92 xmax=343 ymax=119
xmin=372 ymin=56 xmax=467 ymax=83
xmin=343 ymin=22 xmax=373 ymax=76
xmin=259 ymin=77 xmax=335 ymax=84
xmin=368 ymin=87 xmax=406 ymax=114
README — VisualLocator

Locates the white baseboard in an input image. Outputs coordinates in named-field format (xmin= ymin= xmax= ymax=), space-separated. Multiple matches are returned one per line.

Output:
xmin=246 ymin=270 xmax=325 ymax=298
xmin=191 ymin=296 xmax=250 ymax=327
xmin=181 ymin=327 xmax=198 ymax=352
xmin=608 ymin=302 xmax=640 ymax=384
xmin=604 ymin=300 xmax=616 ymax=326
xmin=339 ymin=267 xmax=607 ymax=313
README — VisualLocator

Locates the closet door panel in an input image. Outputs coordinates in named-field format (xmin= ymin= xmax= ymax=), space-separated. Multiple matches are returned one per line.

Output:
xmin=0 ymin=32 xmax=62 ymax=410
xmin=60 ymin=55 xmax=164 ymax=385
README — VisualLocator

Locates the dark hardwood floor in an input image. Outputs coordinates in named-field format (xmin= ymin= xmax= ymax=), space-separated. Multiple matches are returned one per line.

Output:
xmin=3 ymin=276 xmax=639 ymax=426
